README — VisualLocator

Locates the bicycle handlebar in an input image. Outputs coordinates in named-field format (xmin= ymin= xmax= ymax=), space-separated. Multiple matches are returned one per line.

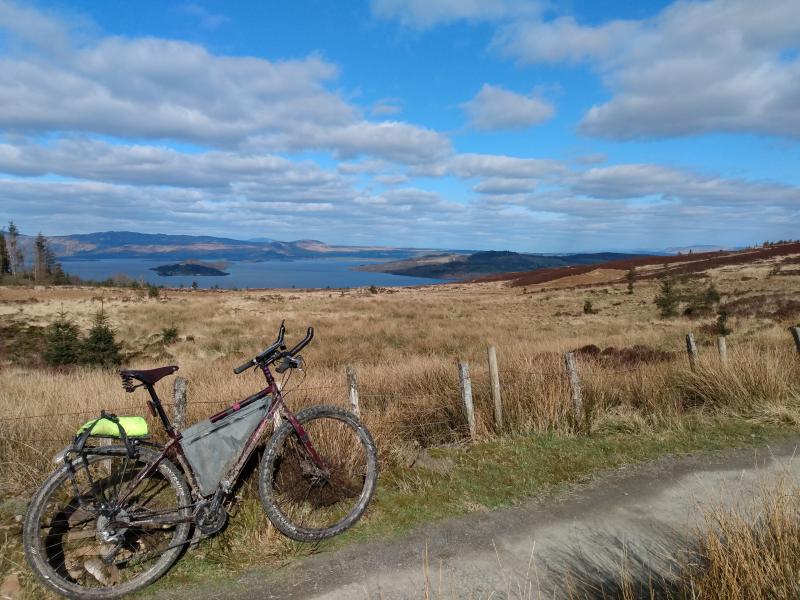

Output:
xmin=286 ymin=327 xmax=314 ymax=356
xmin=233 ymin=321 xmax=313 ymax=374
xmin=233 ymin=359 xmax=256 ymax=375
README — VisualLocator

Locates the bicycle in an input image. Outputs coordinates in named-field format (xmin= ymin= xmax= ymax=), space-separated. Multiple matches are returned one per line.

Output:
xmin=23 ymin=322 xmax=378 ymax=599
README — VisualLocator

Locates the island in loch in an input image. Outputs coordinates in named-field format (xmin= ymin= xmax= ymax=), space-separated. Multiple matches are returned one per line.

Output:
xmin=150 ymin=262 xmax=229 ymax=277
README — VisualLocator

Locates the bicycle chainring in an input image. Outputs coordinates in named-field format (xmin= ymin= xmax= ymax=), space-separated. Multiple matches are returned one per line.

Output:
xmin=195 ymin=503 xmax=228 ymax=535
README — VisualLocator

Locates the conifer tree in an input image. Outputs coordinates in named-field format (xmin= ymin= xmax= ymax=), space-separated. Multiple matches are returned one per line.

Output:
xmin=654 ymin=278 xmax=679 ymax=317
xmin=0 ymin=230 xmax=9 ymax=276
xmin=6 ymin=221 xmax=22 ymax=277
xmin=34 ymin=233 xmax=47 ymax=281
xmin=625 ymin=267 xmax=637 ymax=294
xmin=81 ymin=310 xmax=122 ymax=367
xmin=43 ymin=311 xmax=81 ymax=366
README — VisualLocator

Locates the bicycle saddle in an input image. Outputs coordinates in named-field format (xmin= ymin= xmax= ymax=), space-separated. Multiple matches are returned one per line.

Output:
xmin=120 ymin=365 xmax=179 ymax=389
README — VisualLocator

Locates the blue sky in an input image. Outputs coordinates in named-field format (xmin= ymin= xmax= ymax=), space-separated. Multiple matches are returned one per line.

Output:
xmin=0 ymin=0 xmax=798 ymax=251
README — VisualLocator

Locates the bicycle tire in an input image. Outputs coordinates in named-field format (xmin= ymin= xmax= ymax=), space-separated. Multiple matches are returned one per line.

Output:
xmin=23 ymin=445 xmax=191 ymax=599
xmin=258 ymin=405 xmax=378 ymax=542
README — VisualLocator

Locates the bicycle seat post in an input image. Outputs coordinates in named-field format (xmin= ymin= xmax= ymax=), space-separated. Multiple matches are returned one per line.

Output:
xmin=145 ymin=384 xmax=177 ymax=438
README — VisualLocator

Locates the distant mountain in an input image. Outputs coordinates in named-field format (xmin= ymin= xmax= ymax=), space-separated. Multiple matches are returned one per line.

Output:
xmin=663 ymin=244 xmax=734 ymax=254
xmin=45 ymin=231 xmax=438 ymax=262
xmin=359 ymin=250 xmax=651 ymax=279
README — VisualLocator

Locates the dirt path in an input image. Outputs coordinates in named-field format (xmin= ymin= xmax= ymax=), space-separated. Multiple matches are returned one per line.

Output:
xmin=151 ymin=438 xmax=800 ymax=599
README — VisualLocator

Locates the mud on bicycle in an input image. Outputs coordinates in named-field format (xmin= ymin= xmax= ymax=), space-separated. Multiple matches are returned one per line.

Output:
xmin=23 ymin=322 xmax=378 ymax=599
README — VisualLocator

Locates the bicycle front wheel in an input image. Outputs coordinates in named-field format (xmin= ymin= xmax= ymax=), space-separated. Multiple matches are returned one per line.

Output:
xmin=259 ymin=405 xmax=378 ymax=542
xmin=23 ymin=446 xmax=191 ymax=599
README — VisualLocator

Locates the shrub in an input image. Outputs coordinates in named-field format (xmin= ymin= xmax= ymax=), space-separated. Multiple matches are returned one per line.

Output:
xmin=583 ymin=299 xmax=594 ymax=314
xmin=625 ymin=268 xmax=636 ymax=294
xmin=147 ymin=284 xmax=160 ymax=299
xmin=704 ymin=283 xmax=721 ymax=305
xmin=161 ymin=325 xmax=179 ymax=345
xmin=43 ymin=312 xmax=81 ymax=367
xmin=81 ymin=311 xmax=122 ymax=367
xmin=655 ymin=278 xmax=679 ymax=317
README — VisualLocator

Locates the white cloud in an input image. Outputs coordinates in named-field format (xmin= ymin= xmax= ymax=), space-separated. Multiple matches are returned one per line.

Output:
xmin=462 ymin=84 xmax=554 ymax=130
xmin=2 ymin=0 xmax=798 ymax=251
xmin=181 ymin=3 xmax=230 ymax=30
xmin=371 ymin=98 xmax=403 ymax=116
xmin=572 ymin=164 xmax=800 ymax=209
xmin=493 ymin=16 xmax=636 ymax=64
xmin=3 ymin=156 xmax=798 ymax=250
xmin=473 ymin=177 xmax=537 ymax=195
xmin=0 ymin=138 xmax=346 ymax=191
xmin=370 ymin=0 xmax=538 ymax=30
xmin=0 ymin=2 xmax=450 ymax=164
xmin=492 ymin=0 xmax=800 ymax=139
xmin=446 ymin=153 xmax=565 ymax=179
xmin=374 ymin=174 xmax=409 ymax=185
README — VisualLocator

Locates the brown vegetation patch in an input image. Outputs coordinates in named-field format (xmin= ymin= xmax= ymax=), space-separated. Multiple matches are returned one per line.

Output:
xmin=575 ymin=344 xmax=676 ymax=365
xmin=722 ymin=294 xmax=800 ymax=322
xmin=478 ymin=243 xmax=800 ymax=288
xmin=0 ymin=320 xmax=47 ymax=368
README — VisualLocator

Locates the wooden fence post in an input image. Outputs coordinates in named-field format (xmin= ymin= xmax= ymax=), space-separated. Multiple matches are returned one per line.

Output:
xmin=564 ymin=352 xmax=583 ymax=427
xmin=458 ymin=361 xmax=476 ymax=443
xmin=173 ymin=376 xmax=187 ymax=430
xmin=346 ymin=365 xmax=360 ymax=417
xmin=685 ymin=332 xmax=698 ymax=372
xmin=487 ymin=346 xmax=502 ymax=431
xmin=790 ymin=326 xmax=800 ymax=354
xmin=716 ymin=336 xmax=728 ymax=364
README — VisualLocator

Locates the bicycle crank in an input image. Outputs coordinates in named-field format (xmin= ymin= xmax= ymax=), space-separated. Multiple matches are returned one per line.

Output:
xmin=194 ymin=503 xmax=228 ymax=535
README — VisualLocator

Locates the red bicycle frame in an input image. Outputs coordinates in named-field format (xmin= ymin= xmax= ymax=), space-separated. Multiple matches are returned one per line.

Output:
xmin=117 ymin=361 xmax=329 ymax=513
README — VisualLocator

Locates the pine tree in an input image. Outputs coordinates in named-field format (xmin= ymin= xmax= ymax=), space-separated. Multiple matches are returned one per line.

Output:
xmin=81 ymin=311 xmax=122 ymax=367
xmin=34 ymin=233 xmax=47 ymax=282
xmin=625 ymin=267 xmax=637 ymax=294
xmin=654 ymin=278 xmax=679 ymax=317
xmin=704 ymin=283 xmax=721 ymax=306
xmin=6 ymin=221 xmax=22 ymax=277
xmin=0 ymin=230 xmax=10 ymax=276
xmin=43 ymin=311 xmax=82 ymax=366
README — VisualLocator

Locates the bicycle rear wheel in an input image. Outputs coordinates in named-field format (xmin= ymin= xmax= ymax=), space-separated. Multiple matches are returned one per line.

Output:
xmin=259 ymin=405 xmax=378 ymax=542
xmin=23 ymin=446 xmax=191 ymax=599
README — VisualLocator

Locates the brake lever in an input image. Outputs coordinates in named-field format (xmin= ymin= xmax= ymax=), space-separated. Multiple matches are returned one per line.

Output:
xmin=275 ymin=355 xmax=304 ymax=374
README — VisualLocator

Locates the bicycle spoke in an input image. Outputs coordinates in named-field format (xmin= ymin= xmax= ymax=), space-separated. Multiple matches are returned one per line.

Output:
xmin=265 ymin=409 xmax=375 ymax=538
xmin=30 ymin=450 xmax=189 ymax=593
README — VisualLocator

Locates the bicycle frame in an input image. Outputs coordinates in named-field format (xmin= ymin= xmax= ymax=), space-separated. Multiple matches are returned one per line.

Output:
xmin=113 ymin=361 xmax=329 ymax=527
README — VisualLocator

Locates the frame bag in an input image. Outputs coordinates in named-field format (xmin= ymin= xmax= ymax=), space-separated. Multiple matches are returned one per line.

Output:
xmin=181 ymin=398 xmax=269 ymax=496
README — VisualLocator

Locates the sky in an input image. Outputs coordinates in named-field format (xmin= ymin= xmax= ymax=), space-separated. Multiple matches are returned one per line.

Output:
xmin=0 ymin=0 xmax=798 ymax=252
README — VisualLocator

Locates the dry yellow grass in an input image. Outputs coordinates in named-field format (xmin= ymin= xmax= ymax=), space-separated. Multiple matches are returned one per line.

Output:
xmin=677 ymin=480 xmax=800 ymax=599
xmin=1 ymin=257 xmax=799 ymax=496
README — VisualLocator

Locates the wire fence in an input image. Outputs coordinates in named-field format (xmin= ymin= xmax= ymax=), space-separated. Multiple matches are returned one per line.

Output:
xmin=0 ymin=363 xmax=649 ymax=423
xmin=3 ymin=328 xmax=791 ymax=430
